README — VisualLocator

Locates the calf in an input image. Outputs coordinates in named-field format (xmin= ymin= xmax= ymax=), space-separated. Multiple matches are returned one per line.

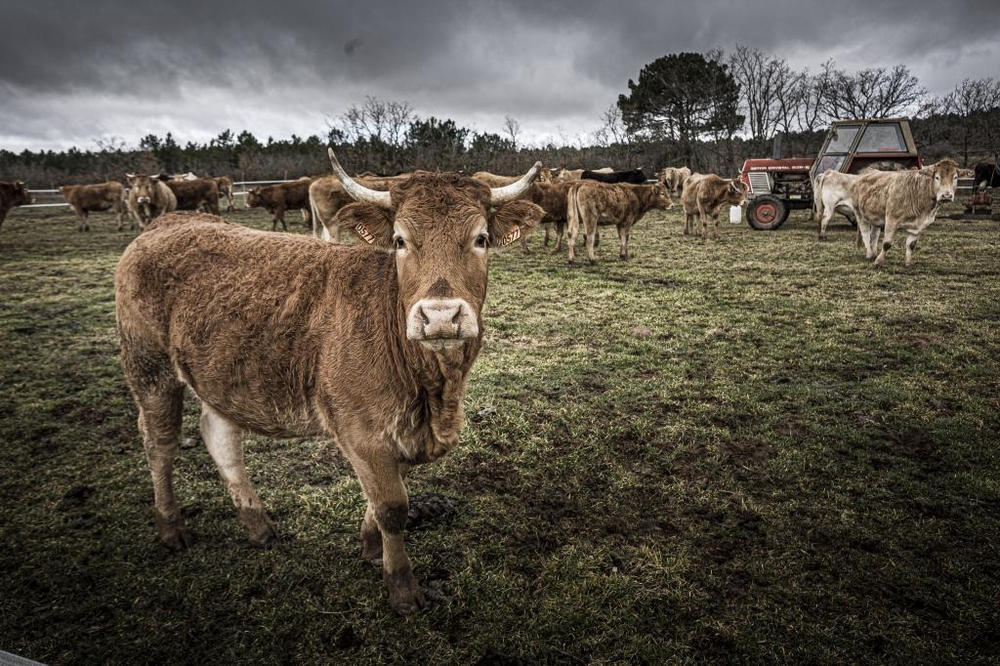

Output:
xmin=658 ymin=166 xmax=692 ymax=197
xmin=813 ymin=171 xmax=860 ymax=240
xmin=0 ymin=181 xmax=34 ymax=231
xmin=126 ymin=173 xmax=178 ymax=229
xmin=166 ymin=177 xmax=221 ymax=215
xmin=853 ymin=158 xmax=959 ymax=267
xmin=681 ymin=175 xmax=748 ymax=240
xmin=245 ymin=178 xmax=314 ymax=231
xmin=59 ymin=182 xmax=129 ymax=231
xmin=115 ymin=151 xmax=543 ymax=614
xmin=565 ymin=181 xmax=673 ymax=263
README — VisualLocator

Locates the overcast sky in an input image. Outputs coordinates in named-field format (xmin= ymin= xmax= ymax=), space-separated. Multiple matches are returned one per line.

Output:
xmin=2 ymin=0 xmax=999 ymax=153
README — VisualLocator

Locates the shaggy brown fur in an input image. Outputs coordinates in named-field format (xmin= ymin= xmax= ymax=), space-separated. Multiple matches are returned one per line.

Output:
xmin=59 ymin=182 xmax=129 ymax=231
xmin=681 ymin=174 xmax=748 ymax=240
xmin=126 ymin=174 xmax=177 ymax=230
xmin=245 ymin=178 xmax=314 ymax=231
xmin=115 ymin=170 xmax=544 ymax=615
xmin=565 ymin=181 xmax=673 ymax=263
xmin=852 ymin=158 xmax=959 ymax=267
xmin=0 ymin=181 xmax=33 ymax=230
xmin=165 ymin=177 xmax=221 ymax=215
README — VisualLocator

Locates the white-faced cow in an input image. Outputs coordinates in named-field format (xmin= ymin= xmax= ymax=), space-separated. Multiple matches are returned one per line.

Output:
xmin=565 ymin=180 xmax=673 ymax=263
xmin=126 ymin=173 xmax=178 ymax=230
xmin=813 ymin=170 xmax=861 ymax=240
xmin=59 ymin=182 xmax=130 ymax=231
xmin=852 ymin=158 xmax=960 ymax=267
xmin=658 ymin=166 xmax=692 ymax=197
xmin=681 ymin=174 xmax=748 ymax=240
xmin=0 ymin=181 xmax=33 ymax=231
xmin=114 ymin=149 xmax=544 ymax=614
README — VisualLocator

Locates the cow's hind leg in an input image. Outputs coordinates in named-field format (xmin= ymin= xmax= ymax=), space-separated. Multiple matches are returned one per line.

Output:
xmin=904 ymin=233 xmax=919 ymax=266
xmin=617 ymin=225 xmax=630 ymax=260
xmin=874 ymin=222 xmax=897 ymax=268
xmin=123 ymin=348 xmax=191 ymax=550
xmin=200 ymin=404 xmax=277 ymax=547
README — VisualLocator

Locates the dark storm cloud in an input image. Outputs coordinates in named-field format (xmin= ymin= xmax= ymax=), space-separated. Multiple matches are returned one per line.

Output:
xmin=2 ymin=0 xmax=998 ymax=151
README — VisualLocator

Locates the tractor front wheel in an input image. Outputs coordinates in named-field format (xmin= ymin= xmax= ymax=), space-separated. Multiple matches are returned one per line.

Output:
xmin=746 ymin=195 xmax=789 ymax=230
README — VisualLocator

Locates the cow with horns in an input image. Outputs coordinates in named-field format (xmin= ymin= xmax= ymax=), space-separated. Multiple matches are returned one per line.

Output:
xmin=114 ymin=149 xmax=544 ymax=614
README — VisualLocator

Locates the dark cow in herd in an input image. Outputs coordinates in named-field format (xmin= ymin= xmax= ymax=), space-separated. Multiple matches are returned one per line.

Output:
xmin=165 ymin=177 xmax=221 ymax=215
xmin=973 ymin=158 xmax=1000 ymax=191
xmin=0 ymin=181 xmax=34 ymax=230
xmin=245 ymin=178 xmax=314 ymax=231
xmin=114 ymin=149 xmax=544 ymax=614
xmin=59 ymin=182 xmax=130 ymax=231
xmin=581 ymin=168 xmax=648 ymax=185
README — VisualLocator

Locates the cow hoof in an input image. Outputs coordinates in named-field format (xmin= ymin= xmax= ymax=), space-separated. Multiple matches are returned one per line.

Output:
xmin=156 ymin=513 xmax=194 ymax=551
xmin=361 ymin=531 xmax=383 ymax=563
xmin=241 ymin=507 xmax=278 ymax=547
xmin=385 ymin=570 xmax=425 ymax=615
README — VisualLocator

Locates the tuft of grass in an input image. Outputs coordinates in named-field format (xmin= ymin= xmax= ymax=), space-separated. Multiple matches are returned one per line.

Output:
xmin=1 ymin=203 xmax=998 ymax=664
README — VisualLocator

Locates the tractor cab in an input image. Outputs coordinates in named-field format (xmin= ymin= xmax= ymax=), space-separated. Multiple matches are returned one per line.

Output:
xmin=741 ymin=118 xmax=921 ymax=230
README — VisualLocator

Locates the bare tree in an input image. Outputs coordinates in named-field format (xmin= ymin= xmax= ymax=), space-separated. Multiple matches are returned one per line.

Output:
xmin=502 ymin=115 xmax=521 ymax=150
xmin=818 ymin=62 xmax=927 ymax=120
xmin=941 ymin=77 xmax=1000 ymax=163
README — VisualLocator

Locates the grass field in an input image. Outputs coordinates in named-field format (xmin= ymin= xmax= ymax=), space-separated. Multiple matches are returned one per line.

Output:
xmin=1 ymin=201 xmax=998 ymax=664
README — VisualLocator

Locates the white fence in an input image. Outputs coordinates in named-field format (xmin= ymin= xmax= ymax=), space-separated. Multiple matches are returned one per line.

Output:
xmin=20 ymin=180 xmax=296 ymax=209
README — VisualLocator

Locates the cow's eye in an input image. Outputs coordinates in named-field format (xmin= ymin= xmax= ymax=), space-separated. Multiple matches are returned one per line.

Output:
xmin=475 ymin=233 xmax=489 ymax=249
xmin=394 ymin=236 xmax=406 ymax=250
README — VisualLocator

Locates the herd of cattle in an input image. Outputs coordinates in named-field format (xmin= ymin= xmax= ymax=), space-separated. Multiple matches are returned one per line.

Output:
xmin=0 ymin=147 xmax=988 ymax=615
xmin=1 ymin=153 xmax=981 ymax=268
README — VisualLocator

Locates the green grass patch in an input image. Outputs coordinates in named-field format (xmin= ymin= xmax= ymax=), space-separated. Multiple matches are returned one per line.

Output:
xmin=1 ymin=203 xmax=998 ymax=664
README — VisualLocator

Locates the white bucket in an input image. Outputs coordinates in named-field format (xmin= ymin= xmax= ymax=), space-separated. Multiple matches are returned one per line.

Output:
xmin=728 ymin=205 xmax=742 ymax=225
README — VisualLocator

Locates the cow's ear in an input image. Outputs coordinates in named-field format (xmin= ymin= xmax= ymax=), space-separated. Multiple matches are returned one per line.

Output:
xmin=488 ymin=200 xmax=544 ymax=249
xmin=335 ymin=202 xmax=395 ymax=249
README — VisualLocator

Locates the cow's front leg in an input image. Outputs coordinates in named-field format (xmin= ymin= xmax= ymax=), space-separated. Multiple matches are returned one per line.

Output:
xmin=617 ymin=225 xmax=630 ymax=260
xmin=346 ymin=450 xmax=423 ymax=615
xmin=874 ymin=222 xmax=897 ymax=268
xmin=904 ymin=233 xmax=919 ymax=266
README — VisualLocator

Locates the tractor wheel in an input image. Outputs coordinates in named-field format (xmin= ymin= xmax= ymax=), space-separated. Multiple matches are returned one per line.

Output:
xmin=746 ymin=195 xmax=789 ymax=230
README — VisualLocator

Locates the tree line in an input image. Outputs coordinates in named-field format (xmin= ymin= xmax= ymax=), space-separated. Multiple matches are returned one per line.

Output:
xmin=3 ymin=48 xmax=998 ymax=187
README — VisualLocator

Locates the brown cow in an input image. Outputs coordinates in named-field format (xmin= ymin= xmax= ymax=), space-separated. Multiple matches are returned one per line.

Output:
xmin=517 ymin=180 xmax=577 ymax=252
xmin=681 ymin=174 xmax=748 ymax=240
xmin=852 ymin=158 xmax=960 ymax=267
xmin=59 ymin=182 xmax=129 ymax=231
xmin=471 ymin=170 xmax=551 ymax=188
xmin=565 ymin=181 xmax=673 ymax=263
xmin=0 ymin=181 xmax=34 ymax=231
xmin=166 ymin=177 xmax=221 ymax=216
xmin=309 ymin=174 xmax=409 ymax=241
xmin=245 ymin=177 xmax=314 ymax=231
xmin=126 ymin=173 xmax=178 ymax=230
xmin=114 ymin=150 xmax=543 ymax=614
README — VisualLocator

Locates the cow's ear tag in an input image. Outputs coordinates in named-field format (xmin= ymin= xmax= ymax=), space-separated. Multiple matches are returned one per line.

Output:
xmin=355 ymin=222 xmax=376 ymax=244
xmin=497 ymin=227 xmax=521 ymax=248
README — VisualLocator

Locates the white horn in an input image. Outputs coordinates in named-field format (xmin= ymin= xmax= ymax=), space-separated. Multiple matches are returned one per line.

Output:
xmin=488 ymin=161 xmax=542 ymax=205
xmin=328 ymin=148 xmax=392 ymax=209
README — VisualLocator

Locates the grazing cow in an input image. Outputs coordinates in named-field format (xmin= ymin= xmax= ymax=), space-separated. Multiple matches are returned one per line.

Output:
xmin=126 ymin=173 xmax=178 ymax=229
xmin=214 ymin=176 xmax=236 ymax=212
xmin=852 ymin=158 xmax=960 ymax=267
xmin=114 ymin=149 xmax=544 ymax=614
xmin=309 ymin=174 xmax=409 ymax=241
xmin=658 ymin=166 xmax=692 ymax=197
xmin=681 ymin=175 xmax=748 ymax=240
xmin=582 ymin=168 xmax=648 ymax=184
xmin=973 ymin=159 xmax=1000 ymax=190
xmin=0 ymin=181 xmax=33 ymax=231
xmin=59 ymin=182 xmax=130 ymax=231
xmin=245 ymin=178 xmax=314 ymax=231
xmin=565 ymin=181 xmax=673 ymax=263
xmin=813 ymin=170 xmax=861 ymax=240
xmin=166 ymin=177 xmax=221 ymax=216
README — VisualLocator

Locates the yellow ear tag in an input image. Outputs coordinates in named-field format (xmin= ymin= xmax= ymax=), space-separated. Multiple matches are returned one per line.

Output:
xmin=355 ymin=222 xmax=376 ymax=244
xmin=498 ymin=227 xmax=521 ymax=247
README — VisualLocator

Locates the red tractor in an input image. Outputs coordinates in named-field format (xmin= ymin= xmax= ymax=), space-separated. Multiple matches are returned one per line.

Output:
xmin=739 ymin=118 xmax=922 ymax=230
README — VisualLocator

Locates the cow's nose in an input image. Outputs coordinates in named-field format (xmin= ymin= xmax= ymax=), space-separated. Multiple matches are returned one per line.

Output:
xmin=407 ymin=298 xmax=479 ymax=346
